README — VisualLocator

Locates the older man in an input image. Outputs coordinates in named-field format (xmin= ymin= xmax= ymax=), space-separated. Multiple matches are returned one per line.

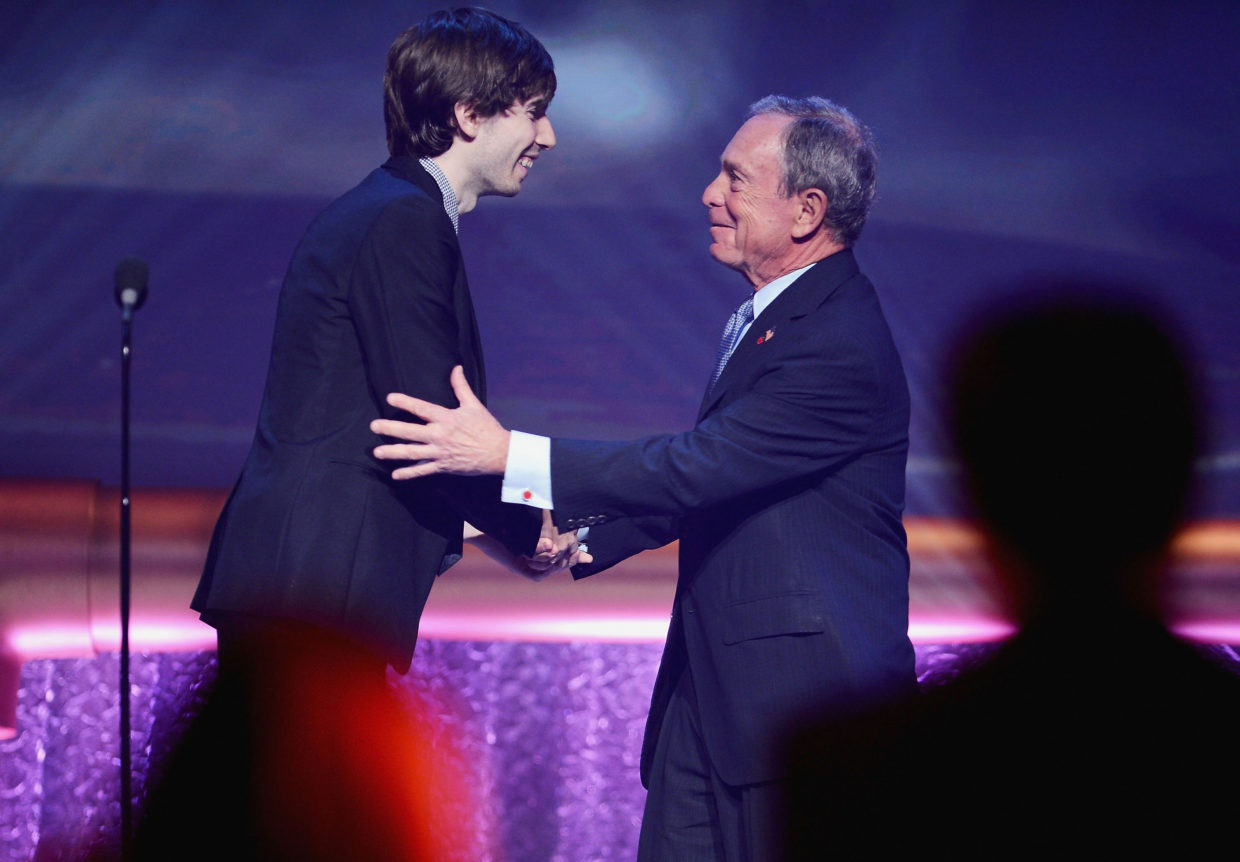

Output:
xmin=372 ymin=96 xmax=915 ymax=860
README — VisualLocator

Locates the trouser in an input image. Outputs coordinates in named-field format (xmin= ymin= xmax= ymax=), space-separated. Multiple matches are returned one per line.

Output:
xmin=637 ymin=666 xmax=786 ymax=862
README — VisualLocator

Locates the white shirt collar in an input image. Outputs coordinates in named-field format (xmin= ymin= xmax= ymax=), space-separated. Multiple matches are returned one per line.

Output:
xmin=752 ymin=261 xmax=815 ymax=319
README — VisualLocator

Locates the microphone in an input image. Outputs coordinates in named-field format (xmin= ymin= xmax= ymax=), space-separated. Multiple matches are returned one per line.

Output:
xmin=113 ymin=256 xmax=149 ymax=315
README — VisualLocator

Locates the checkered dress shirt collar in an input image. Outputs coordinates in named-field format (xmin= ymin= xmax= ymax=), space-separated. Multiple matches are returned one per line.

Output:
xmin=418 ymin=157 xmax=460 ymax=234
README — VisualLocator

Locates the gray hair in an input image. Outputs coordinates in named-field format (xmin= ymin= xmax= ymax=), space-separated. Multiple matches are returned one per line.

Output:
xmin=748 ymin=95 xmax=877 ymax=247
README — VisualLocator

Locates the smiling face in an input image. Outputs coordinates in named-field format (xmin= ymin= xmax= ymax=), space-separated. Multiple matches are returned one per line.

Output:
xmin=701 ymin=113 xmax=805 ymax=288
xmin=469 ymin=97 xmax=557 ymax=199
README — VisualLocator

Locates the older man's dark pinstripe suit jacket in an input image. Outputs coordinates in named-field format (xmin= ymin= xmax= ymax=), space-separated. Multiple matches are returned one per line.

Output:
xmin=553 ymin=248 xmax=916 ymax=787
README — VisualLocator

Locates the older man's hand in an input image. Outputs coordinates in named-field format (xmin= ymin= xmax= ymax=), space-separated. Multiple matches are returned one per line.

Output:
xmin=522 ymin=509 xmax=592 ymax=576
xmin=371 ymin=366 xmax=509 ymax=480
xmin=463 ymin=513 xmax=592 ymax=581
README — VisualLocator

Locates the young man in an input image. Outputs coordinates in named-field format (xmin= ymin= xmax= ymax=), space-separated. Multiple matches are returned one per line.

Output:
xmin=193 ymin=8 xmax=574 ymax=681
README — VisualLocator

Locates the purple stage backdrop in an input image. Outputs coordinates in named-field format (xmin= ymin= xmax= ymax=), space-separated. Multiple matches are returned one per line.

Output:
xmin=4 ymin=642 xmax=1239 ymax=861
xmin=3 ymin=2 xmax=1240 ymax=860
xmin=1 ymin=0 xmax=1238 ymax=516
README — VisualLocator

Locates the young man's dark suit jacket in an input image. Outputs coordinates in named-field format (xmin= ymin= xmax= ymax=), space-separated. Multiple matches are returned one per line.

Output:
xmin=553 ymin=249 xmax=916 ymax=787
xmin=193 ymin=157 xmax=539 ymax=673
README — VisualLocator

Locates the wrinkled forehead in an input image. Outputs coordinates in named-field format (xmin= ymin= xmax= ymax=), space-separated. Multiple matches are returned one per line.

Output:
xmin=721 ymin=113 xmax=791 ymax=168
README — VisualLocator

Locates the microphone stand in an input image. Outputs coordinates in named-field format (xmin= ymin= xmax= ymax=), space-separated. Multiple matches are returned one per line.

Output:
xmin=114 ymin=257 xmax=147 ymax=859
xmin=119 ymin=301 xmax=134 ymax=858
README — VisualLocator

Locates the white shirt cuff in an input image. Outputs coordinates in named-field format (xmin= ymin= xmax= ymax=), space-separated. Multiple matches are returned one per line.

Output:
xmin=501 ymin=430 xmax=554 ymax=509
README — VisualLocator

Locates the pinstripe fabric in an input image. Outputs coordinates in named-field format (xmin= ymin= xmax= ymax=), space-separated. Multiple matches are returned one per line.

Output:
xmin=555 ymin=249 xmax=915 ymax=790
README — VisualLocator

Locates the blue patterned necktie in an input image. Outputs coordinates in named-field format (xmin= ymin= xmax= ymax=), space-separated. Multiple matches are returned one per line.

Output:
xmin=711 ymin=295 xmax=754 ymax=390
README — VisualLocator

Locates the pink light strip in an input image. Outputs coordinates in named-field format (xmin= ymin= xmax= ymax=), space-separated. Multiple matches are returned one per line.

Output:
xmin=12 ymin=612 xmax=1239 ymax=658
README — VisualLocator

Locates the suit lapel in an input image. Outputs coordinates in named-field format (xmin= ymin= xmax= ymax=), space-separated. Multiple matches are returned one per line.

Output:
xmin=696 ymin=249 xmax=860 ymax=420
xmin=384 ymin=156 xmax=488 ymax=404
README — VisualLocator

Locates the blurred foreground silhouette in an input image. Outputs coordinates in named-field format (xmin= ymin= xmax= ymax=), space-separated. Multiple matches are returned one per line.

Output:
xmin=133 ymin=622 xmax=482 ymax=861
xmin=783 ymin=285 xmax=1240 ymax=857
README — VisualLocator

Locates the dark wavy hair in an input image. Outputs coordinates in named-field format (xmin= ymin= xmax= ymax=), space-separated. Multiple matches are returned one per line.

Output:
xmin=383 ymin=7 xmax=556 ymax=159
xmin=748 ymin=95 xmax=877 ymax=247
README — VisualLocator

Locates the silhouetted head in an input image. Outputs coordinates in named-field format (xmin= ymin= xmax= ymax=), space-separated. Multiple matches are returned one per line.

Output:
xmin=949 ymin=284 xmax=1199 ymax=617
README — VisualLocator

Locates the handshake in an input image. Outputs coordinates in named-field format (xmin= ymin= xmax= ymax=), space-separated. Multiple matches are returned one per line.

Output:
xmin=371 ymin=366 xmax=592 ymax=580
xmin=464 ymin=510 xmax=590 ymax=581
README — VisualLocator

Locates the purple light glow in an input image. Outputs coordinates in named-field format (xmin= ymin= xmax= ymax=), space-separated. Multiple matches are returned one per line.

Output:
xmin=908 ymin=618 xmax=1018 ymax=643
xmin=1173 ymin=622 xmax=1240 ymax=644
xmin=8 ymin=619 xmax=216 ymax=658
xmin=7 ymin=605 xmax=1234 ymax=662
xmin=419 ymin=612 xmax=672 ymax=643
xmin=7 ymin=605 xmax=1023 ymax=662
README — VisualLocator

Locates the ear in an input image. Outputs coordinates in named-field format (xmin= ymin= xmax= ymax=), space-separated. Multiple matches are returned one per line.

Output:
xmin=790 ymin=188 xmax=827 ymax=239
xmin=453 ymin=101 xmax=483 ymax=140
